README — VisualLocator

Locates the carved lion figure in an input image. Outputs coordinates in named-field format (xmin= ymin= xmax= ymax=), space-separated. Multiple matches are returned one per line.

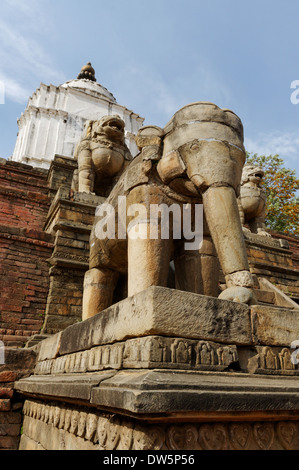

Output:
xmin=238 ymin=164 xmax=271 ymax=237
xmin=71 ymin=115 xmax=132 ymax=196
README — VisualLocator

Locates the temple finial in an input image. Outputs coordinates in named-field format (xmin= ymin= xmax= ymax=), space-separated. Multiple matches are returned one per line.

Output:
xmin=77 ymin=62 xmax=96 ymax=82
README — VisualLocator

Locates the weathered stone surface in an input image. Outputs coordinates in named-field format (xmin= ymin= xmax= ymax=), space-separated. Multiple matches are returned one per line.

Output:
xmin=73 ymin=115 xmax=132 ymax=196
xmin=251 ymin=305 xmax=299 ymax=346
xmin=34 ymin=336 xmax=239 ymax=375
xmin=42 ymin=186 xmax=105 ymax=334
xmin=16 ymin=369 xmax=299 ymax=419
xmin=59 ymin=287 xmax=252 ymax=355
xmin=82 ymin=103 xmax=256 ymax=320
xmin=90 ymin=369 xmax=299 ymax=417
xmin=37 ymin=332 xmax=62 ymax=362
xmin=15 ymin=373 xmax=115 ymax=403
xmin=238 ymin=345 xmax=299 ymax=375
xmin=14 ymin=285 xmax=299 ymax=451
xmin=238 ymin=164 xmax=270 ymax=237
xmin=42 ymin=314 xmax=81 ymax=335
xmin=19 ymin=399 xmax=299 ymax=450
xmin=258 ymin=277 xmax=299 ymax=309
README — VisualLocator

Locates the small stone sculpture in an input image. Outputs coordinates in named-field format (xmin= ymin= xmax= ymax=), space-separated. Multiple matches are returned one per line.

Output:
xmin=81 ymin=103 xmax=257 ymax=320
xmin=238 ymin=164 xmax=271 ymax=237
xmin=72 ymin=115 xmax=132 ymax=196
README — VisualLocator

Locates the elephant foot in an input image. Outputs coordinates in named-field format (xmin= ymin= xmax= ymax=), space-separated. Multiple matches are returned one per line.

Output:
xmin=218 ymin=286 xmax=257 ymax=305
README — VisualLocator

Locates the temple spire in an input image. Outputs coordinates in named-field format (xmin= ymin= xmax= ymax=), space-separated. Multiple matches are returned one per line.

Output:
xmin=77 ymin=62 xmax=96 ymax=82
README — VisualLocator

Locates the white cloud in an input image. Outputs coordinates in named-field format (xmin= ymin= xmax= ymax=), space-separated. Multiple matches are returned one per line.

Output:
xmin=0 ymin=0 xmax=65 ymax=104
xmin=0 ymin=72 xmax=31 ymax=104
xmin=245 ymin=131 xmax=299 ymax=173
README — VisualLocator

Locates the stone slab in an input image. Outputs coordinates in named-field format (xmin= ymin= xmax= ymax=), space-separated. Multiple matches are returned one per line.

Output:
xmin=37 ymin=332 xmax=62 ymax=362
xmin=90 ymin=369 xmax=299 ymax=417
xmin=15 ymin=369 xmax=299 ymax=420
xmin=258 ymin=277 xmax=299 ymax=309
xmin=59 ymin=287 xmax=252 ymax=355
xmin=244 ymin=231 xmax=290 ymax=251
xmin=15 ymin=372 xmax=116 ymax=403
xmin=251 ymin=305 xmax=299 ymax=346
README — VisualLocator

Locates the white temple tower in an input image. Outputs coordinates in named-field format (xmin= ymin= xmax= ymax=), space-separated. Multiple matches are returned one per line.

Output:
xmin=11 ymin=63 xmax=144 ymax=169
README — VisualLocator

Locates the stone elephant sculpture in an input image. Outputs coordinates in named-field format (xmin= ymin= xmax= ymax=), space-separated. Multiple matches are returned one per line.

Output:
xmin=82 ymin=102 xmax=257 ymax=320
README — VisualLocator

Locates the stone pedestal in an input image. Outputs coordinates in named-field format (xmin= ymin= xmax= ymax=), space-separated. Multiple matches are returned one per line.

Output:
xmin=42 ymin=186 xmax=104 ymax=334
xmin=15 ymin=287 xmax=299 ymax=450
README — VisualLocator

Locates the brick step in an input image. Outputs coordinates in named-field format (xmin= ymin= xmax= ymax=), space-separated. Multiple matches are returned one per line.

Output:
xmin=0 ymin=335 xmax=29 ymax=348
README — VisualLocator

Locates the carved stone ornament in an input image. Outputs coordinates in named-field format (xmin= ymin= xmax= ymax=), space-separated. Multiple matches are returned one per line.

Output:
xmin=20 ymin=400 xmax=299 ymax=450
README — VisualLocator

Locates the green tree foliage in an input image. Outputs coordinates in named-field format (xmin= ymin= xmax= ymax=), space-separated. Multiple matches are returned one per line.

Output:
xmin=246 ymin=153 xmax=299 ymax=236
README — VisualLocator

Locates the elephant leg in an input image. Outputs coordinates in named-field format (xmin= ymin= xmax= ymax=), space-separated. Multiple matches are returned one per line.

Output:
xmin=174 ymin=233 xmax=219 ymax=297
xmin=82 ymin=267 xmax=119 ymax=320
xmin=127 ymin=221 xmax=172 ymax=297
xmin=202 ymin=185 xmax=256 ymax=304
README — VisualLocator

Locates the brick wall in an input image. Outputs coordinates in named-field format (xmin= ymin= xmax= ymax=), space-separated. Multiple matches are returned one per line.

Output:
xmin=0 ymin=348 xmax=36 ymax=450
xmin=0 ymin=159 xmax=53 ymax=347
xmin=271 ymin=231 xmax=299 ymax=270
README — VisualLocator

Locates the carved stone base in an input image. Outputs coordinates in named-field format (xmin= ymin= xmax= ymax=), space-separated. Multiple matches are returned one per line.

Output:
xmin=34 ymin=336 xmax=238 ymax=375
xmin=20 ymin=399 xmax=299 ymax=450
xmin=15 ymin=287 xmax=299 ymax=451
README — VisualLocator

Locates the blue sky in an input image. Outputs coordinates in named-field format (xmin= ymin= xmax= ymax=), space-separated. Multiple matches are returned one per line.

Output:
xmin=1 ymin=0 xmax=299 ymax=178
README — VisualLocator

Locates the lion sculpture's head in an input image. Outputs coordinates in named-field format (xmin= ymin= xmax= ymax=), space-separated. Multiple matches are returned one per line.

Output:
xmin=83 ymin=115 xmax=127 ymax=148
xmin=241 ymin=164 xmax=265 ymax=187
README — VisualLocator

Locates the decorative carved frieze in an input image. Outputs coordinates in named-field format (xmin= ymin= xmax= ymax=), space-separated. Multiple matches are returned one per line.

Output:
xmin=21 ymin=399 xmax=299 ymax=450
xmin=34 ymin=336 xmax=239 ymax=375
xmin=248 ymin=346 xmax=299 ymax=375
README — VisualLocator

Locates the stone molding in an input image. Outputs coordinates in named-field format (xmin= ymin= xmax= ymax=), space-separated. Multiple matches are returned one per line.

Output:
xmin=34 ymin=339 xmax=299 ymax=377
xmin=21 ymin=399 xmax=299 ymax=450
xmin=247 ymin=346 xmax=299 ymax=375
xmin=34 ymin=336 xmax=238 ymax=375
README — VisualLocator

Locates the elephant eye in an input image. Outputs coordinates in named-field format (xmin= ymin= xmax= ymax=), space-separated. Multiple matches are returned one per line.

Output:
xmin=190 ymin=142 xmax=199 ymax=151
